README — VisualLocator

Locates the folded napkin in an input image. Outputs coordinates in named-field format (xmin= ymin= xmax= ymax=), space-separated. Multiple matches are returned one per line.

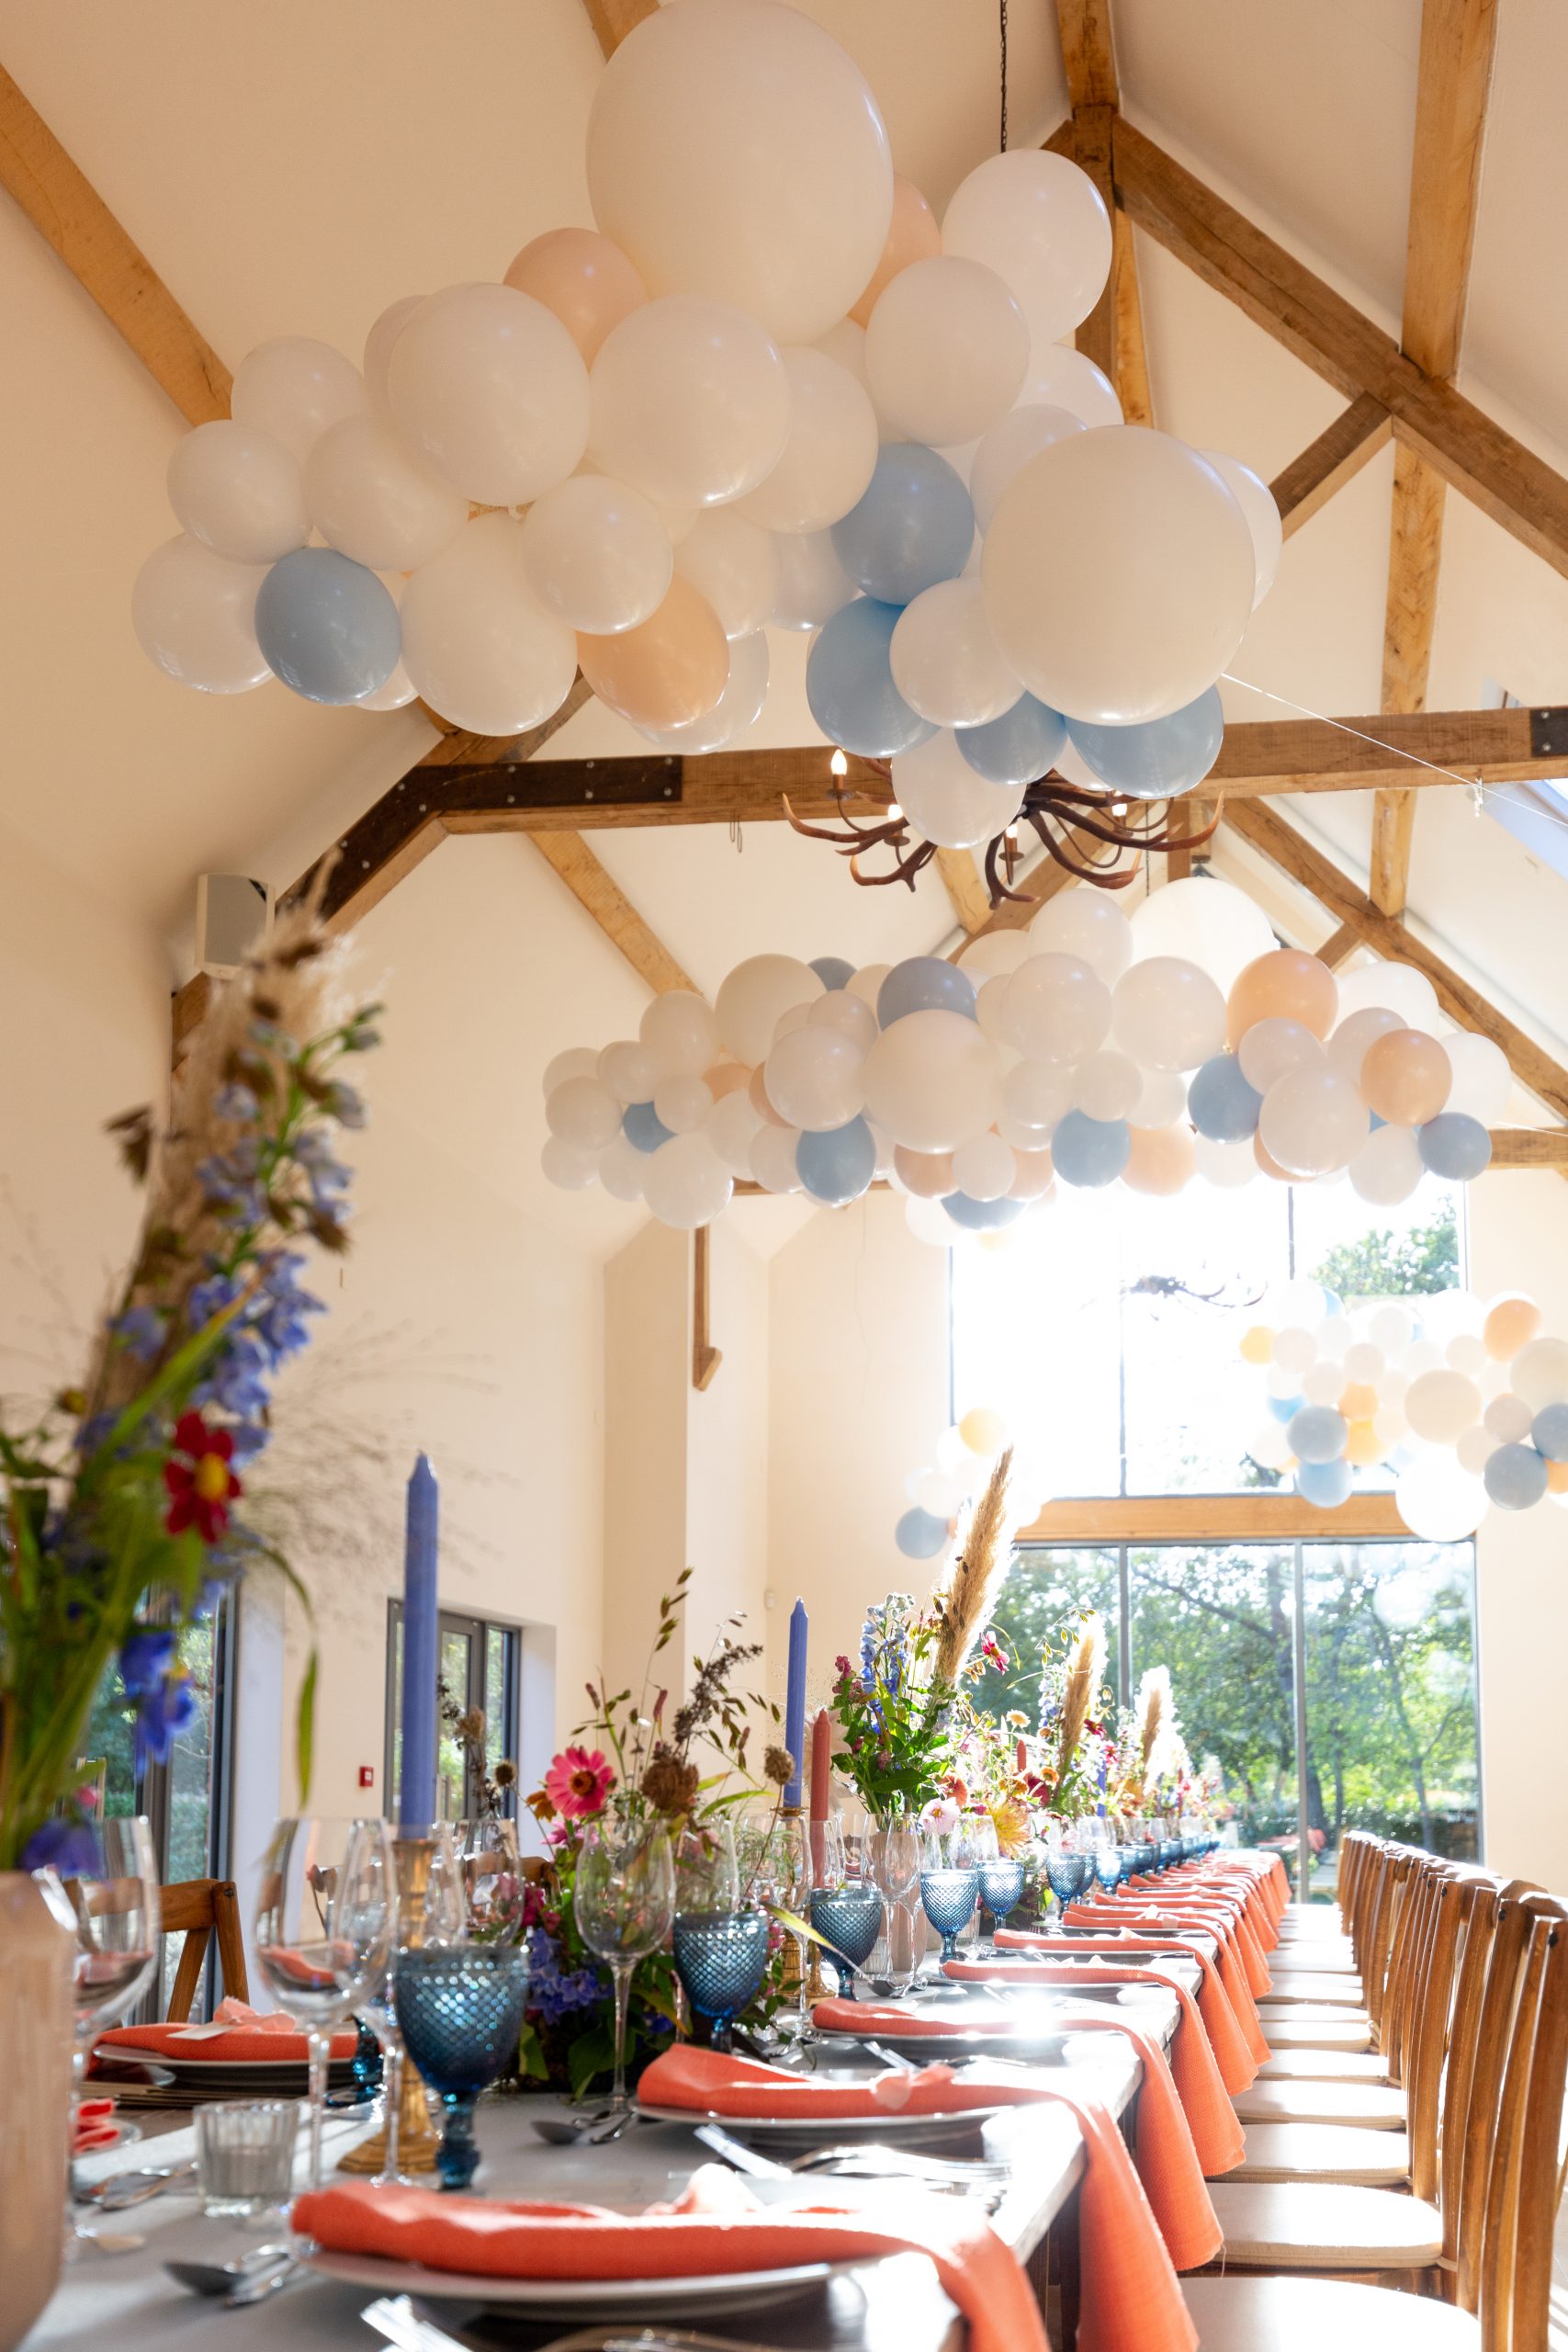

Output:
xmin=942 ymin=1958 xmax=1242 ymax=2177
xmin=627 ymin=2049 xmax=1193 ymax=2352
xmin=73 ymin=2096 xmax=118 ymax=2154
xmin=1071 ymin=1894 xmax=1273 ymax=1998
xmin=1073 ymin=1913 xmax=1268 ymax=2062
xmin=98 ymin=1995 xmax=355 ymax=2064
xmin=811 ymin=1997 xmax=1031 ymax=2038
xmin=998 ymin=1929 xmax=1260 ymax=2089
xmin=292 ymin=2163 xmax=1048 ymax=2352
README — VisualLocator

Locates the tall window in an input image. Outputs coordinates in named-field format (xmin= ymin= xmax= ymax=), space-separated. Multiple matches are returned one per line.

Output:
xmin=385 ymin=1604 xmax=521 ymax=1820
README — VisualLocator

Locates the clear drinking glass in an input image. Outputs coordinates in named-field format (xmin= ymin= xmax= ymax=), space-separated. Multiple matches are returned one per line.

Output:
xmin=866 ymin=1817 xmax=921 ymax=1996
xmin=574 ymin=1817 xmax=675 ymax=2116
xmin=195 ymin=2100 xmax=299 ymax=2218
xmin=49 ymin=1815 xmax=160 ymax=2253
xmin=333 ymin=1817 xmax=427 ymax=2187
xmin=254 ymin=1815 xmax=392 ymax=2191
xmin=735 ymin=1806 xmax=809 ymax=2050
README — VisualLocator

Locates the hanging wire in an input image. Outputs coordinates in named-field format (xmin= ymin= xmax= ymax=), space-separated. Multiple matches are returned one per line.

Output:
xmin=998 ymin=0 xmax=1010 ymax=152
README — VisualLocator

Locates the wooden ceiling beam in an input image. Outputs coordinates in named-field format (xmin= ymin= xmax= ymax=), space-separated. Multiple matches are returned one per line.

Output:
xmin=529 ymin=833 xmax=695 ymax=994
xmin=1054 ymin=5 xmax=1153 ymax=424
xmin=932 ymin=847 xmax=993 ymax=936
xmin=0 ymin=64 xmax=230 ymax=424
xmin=1271 ymin=395 xmax=1393 ymax=537
xmin=581 ymin=0 xmax=658 ymax=58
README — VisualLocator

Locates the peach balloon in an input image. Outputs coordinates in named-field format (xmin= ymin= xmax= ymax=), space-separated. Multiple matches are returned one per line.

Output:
xmin=504 ymin=228 xmax=648 ymax=364
xmin=578 ymin=575 xmax=728 ymax=728
xmin=1123 ymin=1122 xmax=1195 ymax=1195
xmin=1483 ymin=1292 xmax=1543 ymax=1361
xmin=749 ymin=1065 xmax=790 ymax=1126
xmin=849 ymin=175 xmax=941 ymax=327
xmin=705 ymin=1061 xmax=752 ymax=1100
xmin=1549 ymin=1457 xmax=1568 ymax=1495
xmin=1254 ymin=1131 xmax=1293 ymax=1182
xmin=1339 ymin=1382 xmax=1379 ymax=1422
xmin=1227 ymin=949 xmax=1338 ymax=1046
xmin=1359 ymin=1027 xmax=1451 ymax=1125
xmin=1346 ymin=1419 xmax=1382 ymax=1467
xmin=896 ymin=1146 xmax=955 ymax=1197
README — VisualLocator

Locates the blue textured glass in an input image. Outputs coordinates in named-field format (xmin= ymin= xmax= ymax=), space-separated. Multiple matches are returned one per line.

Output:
xmin=1095 ymin=1849 xmax=1122 ymax=1892
xmin=394 ymin=1945 xmax=530 ymax=2190
xmin=672 ymin=1910 xmax=771 ymax=2051
xmin=919 ymin=1868 xmax=978 ymax=1963
xmin=809 ymin=1885 xmax=884 ymax=1998
xmin=350 ymin=2013 xmax=383 ymax=2096
xmin=977 ymin=1860 xmax=1025 ymax=1921
xmin=1044 ymin=1853 xmax=1090 ymax=1905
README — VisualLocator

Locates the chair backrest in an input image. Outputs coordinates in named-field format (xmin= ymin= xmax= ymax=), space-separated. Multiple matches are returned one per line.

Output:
xmin=1479 ymin=1895 xmax=1568 ymax=2352
xmin=1446 ymin=1880 xmax=1536 ymax=2310
xmin=161 ymin=1878 xmax=249 ymax=2020
xmin=1404 ymin=1866 xmax=1489 ymax=2203
xmin=1382 ymin=1851 xmax=1444 ymax=2080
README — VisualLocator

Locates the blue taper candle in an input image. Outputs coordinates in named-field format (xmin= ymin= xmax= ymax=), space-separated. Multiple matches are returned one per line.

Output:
xmin=398 ymin=1453 xmax=440 ymax=1829
xmin=783 ymin=1598 xmax=807 ymax=1809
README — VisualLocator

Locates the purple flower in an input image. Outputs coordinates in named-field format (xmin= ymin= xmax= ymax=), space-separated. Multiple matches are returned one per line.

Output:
xmin=326 ymin=1080 xmax=367 ymax=1130
xmin=134 ymin=1674 xmax=200 ymax=1771
xmin=213 ymin=1083 xmax=258 ymax=1123
xmin=188 ymin=1271 xmax=243 ymax=1330
xmin=22 ymin=1816 xmax=101 ymax=1878
xmin=118 ymin=1627 xmax=177 ymax=1698
xmin=110 ymin=1305 xmax=165 ymax=1362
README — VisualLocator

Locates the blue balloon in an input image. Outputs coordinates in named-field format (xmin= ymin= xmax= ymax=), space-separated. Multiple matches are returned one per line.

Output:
xmin=896 ymin=1505 xmax=950 ymax=1559
xmin=956 ymin=694 xmax=1067 ymax=787
xmin=623 ymin=1101 xmax=673 ymax=1153
xmin=1418 ymin=1112 xmax=1493 ymax=1180
xmin=255 ymin=548 xmax=400 ymax=706
xmin=877 ymin=956 xmax=977 ymax=1028
xmin=1288 ymin=1406 xmax=1348 ymax=1464
xmin=797 ymin=1116 xmax=876 ymax=1206
xmin=1297 ymin=1458 xmax=1352 ymax=1509
xmin=806 ymin=598 xmax=936 ymax=758
xmin=1484 ymin=1442 xmax=1549 ymax=1510
xmin=1051 ymin=1111 xmax=1131 ymax=1189
xmin=1067 ymin=688 xmax=1224 ymax=801
xmin=1532 ymin=1404 xmax=1568 ymax=1463
xmin=942 ymin=1192 xmax=1026 ymax=1231
xmin=1188 ymin=1053 xmax=1262 ymax=1141
xmin=1267 ymin=1393 xmax=1303 ymax=1425
xmin=810 ymin=956 xmax=856 ymax=991
xmin=830 ymin=445 xmax=974 ymax=605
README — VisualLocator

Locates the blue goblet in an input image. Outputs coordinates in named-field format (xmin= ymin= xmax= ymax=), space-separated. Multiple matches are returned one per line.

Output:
xmin=1044 ymin=1851 xmax=1089 ymax=1908
xmin=1095 ymin=1847 xmax=1122 ymax=1894
xmin=672 ymin=1909 xmax=772 ymax=2052
xmin=919 ymin=1869 xmax=979 ymax=1965
xmin=808 ymin=1884 xmax=884 ymax=1999
xmin=394 ymin=1944 xmax=530 ymax=2190
xmin=976 ymin=1860 xmax=1025 ymax=1956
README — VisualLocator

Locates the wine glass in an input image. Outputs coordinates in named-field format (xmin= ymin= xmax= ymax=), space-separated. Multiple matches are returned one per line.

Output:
xmin=976 ymin=1847 xmax=1026 ymax=1957
xmin=1043 ymin=1823 xmax=1091 ymax=1912
xmin=671 ymin=1818 xmax=770 ymax=2054
xmin=48 ymin=1815 xmax=160 ymax=2252
xmin=919 ymin=1819 xmax=980 ymax=1972
xmin=461 ymin=1815 xmax=527 ymax=1946
xmin=736 ymin=1805 xmax=811 ymax=2050
xmin=333 ymin=1817 xmax=438 ymax=2187
xmin=575 ymin=1816 xmax=675 ymax=2117
xmin=865 ymin=1816 xmax=921 ymax=1996
xmin=808 ymin=1817 xmax=884 ymax=2001
xmin=254 ymin=1815 xmax=391 ymax=2191
xmin=394 ymin=1936 xmax=530 ymax=2190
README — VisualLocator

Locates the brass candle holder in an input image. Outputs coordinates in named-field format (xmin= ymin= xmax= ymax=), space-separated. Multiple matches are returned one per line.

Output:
xmin=339 ymin=1831 xmax=442 ymax=2176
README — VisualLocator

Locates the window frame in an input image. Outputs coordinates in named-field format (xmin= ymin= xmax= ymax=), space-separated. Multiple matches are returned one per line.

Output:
xmin=383 ymin=1601 xmax=522 ymax=1822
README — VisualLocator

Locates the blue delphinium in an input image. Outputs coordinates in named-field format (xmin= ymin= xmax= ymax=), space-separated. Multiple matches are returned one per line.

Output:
xmin=20 ymin=1815 xmax=102 ymax=1876
xmin=525 ymin=1926 xmax=605 ymax=2024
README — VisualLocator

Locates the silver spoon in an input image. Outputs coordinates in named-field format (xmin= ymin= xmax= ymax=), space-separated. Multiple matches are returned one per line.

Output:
xmin=164 ymin=2244 xmax=294 ymax=2297
xmin=80 ymin=2160 xmax=197 ymax=2211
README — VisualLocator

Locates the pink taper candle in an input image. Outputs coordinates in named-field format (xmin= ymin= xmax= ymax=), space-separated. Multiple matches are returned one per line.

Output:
xmin=808 ymin=1707 xmax=832 ymax=1880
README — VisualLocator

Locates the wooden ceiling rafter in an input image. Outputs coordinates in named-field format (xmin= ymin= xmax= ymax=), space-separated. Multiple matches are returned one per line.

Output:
xmin=581 ymin=0 xmax=657 ymax=59
xmin=1054 ymin=1 xmax=1152 ymax=424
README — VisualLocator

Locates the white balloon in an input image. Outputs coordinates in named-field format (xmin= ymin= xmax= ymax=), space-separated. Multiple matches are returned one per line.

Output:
xmin=1395 ymin=1454 xmax=1486 ymax=1542
xmin=1247 ymin=1419 xmax=1293 ymax=1470
xmin=600 ymin=1039 xmax=659 ymax=1102
xmin=1348 ymin=1122 xmax=1424 ymax=1204
xmin=1370 ymin=1305 xmax=1416 ymax=1355
xmin=907 ymin=1192 xmax=961 ymax=1247
xmin=675 ymin=510 xmax=781 ymax=639
xmin=770 ymin=527 xmax=858 ymax=629
xmin=889 ymin=579 xmax=1021 ymax=728
xmin=716 ymin=956 xmax=824 ymax=1065
xmin=1302 ymin=1361 xmax=1347 ymax=1408
xmin=542 ymin=1134 xmax=601 ymax=1190
xmin=1201 ymin=451 xmax=1281 ymax=607
xmin=1334 ymin=961 xmax=1441 ymax=1032
xmin=643 ymin=1131 xmax=734 ymax=1227
xmin=1447 ymin=1333 xmax=1488 ymax=1378
xmin=849 ymin=963 xmax=890 ymax=1008
xmin=1010 ymin=1147 xmax=1055 ymax=1200
xmin=520 ymin=473 xmax=672 ymax=633
xmin=968 ymin=403 xmax=1089 ymax=535
xmin=1002 ymin=1058 xmax=1077 ymax=1135
xmin=1001 ymin=954 xmax=1112 ymax=1064
xmin=1326 ymin=1006 xmax=1404 ymax=1086
xmin=598 ymin=1131 xmax=649 ymax=1201
xmin=1272 ymin=1327 xmax=1317 ymax=1374
xmin=304 ymin=413 xmax=468 ymax=573
xmin=389 ymin=283 xmax=589 ymax=505
xmin=640 ymin=989 xmax=719 ymax=1076
xmin=736 ymin=348 xmax=878 ymax=532
xmin=652 ymin=1074 xmax=714 ymax=1134
xmin=763 ymin=1023 xmax=866 ymax=1129
xmin=708 ymin=1088 xmax=764 ymax=1175
xmin=1128 ymin=1068 xmax=1190 ymax=1129
xmin=865 ymin=256 xmax=1029 ymax=447
xmin=1112 ymin=956 xmax=1226 ymax=1071
xmin=585 ymin=0 xmax=894 ymax=345
xmin=591 ymin=296 xmax=790 ymax=508
xmin=231 ymin=335 xmax=367 ymax=464
xmin=808 ymin=989 xmax=879 ymax=1050
xmin=1509 ymin=1337 xmax=1568 ymax=1411
xmin=975 ymin=976 xmax=1012 ymax=1045
xmin=167 ymin=422 xmax=308 ymax=566
xmin=1443 ymin=1030 xmax=1513 ymax=1124
xmin=1484 ymin=1392 xmax=1534 ymax=1444
xmin=952 ymin=1131 xmax=1015 ymax=1201
xmin=1128 ymin=876 xmax=1276 ymax=999
xmin=961 ymin=930 xmax=1034 ymax=984
xmin=543 ymin=1046 xmax=600 ymax=1095
xmin=637 ymin=630 xmax=769 ymax=754
xmin=1404 ymin=1368 xmax=1482 ymax=1444
xmin=364 ymin=294 xmax=425 ymax=416
xmin=1016 ymin=343 xmax=1122 ymax=428
xmin=1197 ymin=1133 xmax=1258 ymax=1187
xmin=863 ymin=1008 xmax=1001 ymax=1151
xmin=132 ymin=535 xmax=270 ymax=694
xmin=891 ymin=729 xmax=1023 ymax=847
xmin=1343 ymin=1342 xmax=1384 ymax=1385
xmin=1073 ymin=1050 xmax=1142 ymax=1121
xmin=1258 ymin=1065 xmax=1370 ymax=1176
xmin=942 ymin=152 xmax=1111 ymax=346
xmin=750 ymin=1121 xmax=804 ymax=1194
xmin=400 ymin=513 xmax=578 ymax=733
xmin=1238 ymin=1017 xmax=1325 ymax=1094
xmin=547 ymin=1075 xmax=622 ymax=1148
xmin=1456 ymin=1425 xmax=1498 ymax=1477
xmin=1029 ymin=893 xmax=1134 ymax=986
xmin=984 ymin=429 xmax=1255 ymax=725
xmin=355 ymin=659 xmax=419 ymax=711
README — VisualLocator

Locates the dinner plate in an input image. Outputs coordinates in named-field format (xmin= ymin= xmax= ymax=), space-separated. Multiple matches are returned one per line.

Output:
xmin=814 ymin=2025 xmax=1070 ymax=2064
xmin=102 ymin=2041 xmax=354 ymax=2082
xmin=303 ymin=2245 xmax=850 ymax=2320
xmin=635 ymin=2086 xmax=1011 ymax=2141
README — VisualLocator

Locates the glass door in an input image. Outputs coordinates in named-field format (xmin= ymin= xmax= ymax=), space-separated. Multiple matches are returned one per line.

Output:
xmin=386 ymin=1603 xmax=520 ymax=1820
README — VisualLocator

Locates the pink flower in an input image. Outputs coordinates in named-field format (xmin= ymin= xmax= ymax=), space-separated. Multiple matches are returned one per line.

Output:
xmin=544 ymin=1745 xmax=615 ymax=1819
xmin=920 ymin=1796 xmax=962 ymax=1838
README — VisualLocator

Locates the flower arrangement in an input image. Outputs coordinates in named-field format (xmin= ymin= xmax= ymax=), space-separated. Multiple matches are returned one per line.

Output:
xmin=0 ymin=899 xmax=378 ymax=1872
xmin=518 ymin=1568 xmax=791 ymax=2097
xmin=1030 ymin=1611 xmax=1114 ymax=1823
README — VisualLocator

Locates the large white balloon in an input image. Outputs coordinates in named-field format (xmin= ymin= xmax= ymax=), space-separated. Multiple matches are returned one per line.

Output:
xmin=585 ymin=0 xmax=894 ymax=345
xmin=303 ymin=414 xmax=468 ymax=573
xmin=1111 ymin=956 xmax=1226 ymax=1071
xmin=1201 ymin=451 xmax=1282 ymax=608
xmin=864 ymin=256 xmax=1029 ymax=447
xmin=643 ymin=1132 xmax=734 ymax=1227
xmin=764 ymin=1024 xmax=867 ymax=1129
xmin=520 ymin=473 xmax=673 ymax=633
xmin=131 ymin=536 xmax=270 ymax=694
xmin=890 ymin=579 xmax=1021 ymax=729
xmin=1017 ymin=344 xmax=1122 ymax=428
xmin=1443 ymin=1030 xmax=1513 ymax=1124
xmin=590 ymin=296 xmax=791 ymax=508
xmin=400 ymin=513 xmax=578 ymax=733
xmin=168 ymin=422 xmax=308 ymax=565
xmin=942 ymin=151 xmax=1112 ymax=346
xmin=983 ymin=429 xmax=1256 ymax=724
xmin=389 ymin=284 xmax=590 ymax=505
xmin=1394 ymin=1454 xmax=1486 ymax=1542
xmin=674 ymin=511 xmax=781 ymax=640
xmin=1348 ymin=1122 xmax=1424 ymax=1204
xmin=1258 ymin=1064 xmax=1371 ymax=1176
xmin=736 ymin=348 xmax=878 ymax=532
xmin=231 ymin=336 xmax=367 ymax=463
xmin=1334 ymin=960 xmax=1441 ymax=1032
xmin=770 ymin=527 xmax=858 ymax=629
xmin=716 ymin=955 xmax=824 ymax=1065
xmin=863 ymin=1007 xmax=1000 ymax=1150
xmin=1128 ymin=876 xmax=1277 ymax=997
xmin=890 ymin=729 xmax=1023 ymax=846
xmin=640 ymin=989 xmax=719 ymax=1077
xmin=364 ymin=294 xmax=425 ymax=415
xmin=969 ymin=403 xmax=1087 ymax=534
xmin=1001 ymin=954 xmax=1112 ymax=1064
xmin=1029 ymin=893 xmax=1134 ymax=986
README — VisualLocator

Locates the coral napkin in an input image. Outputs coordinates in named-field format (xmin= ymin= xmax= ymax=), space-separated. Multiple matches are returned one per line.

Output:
xmin=942 ymin=1961 xmax=1243 ymax=2182
xmin=292 ymin=2164 xmax=1048 ymax=2352
xmin=997 ymin=1929 xmax=1260 ymax=2089
xmin=639 ymin=2049 xmax=1195 ymax=2352
xmin=98 ymin=1996 xmax=355 ymax=2064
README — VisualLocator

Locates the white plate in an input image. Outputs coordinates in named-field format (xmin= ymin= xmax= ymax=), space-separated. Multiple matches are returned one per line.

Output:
xmin=103 ymin=2041 xmax=351 ymax=2077
xmin=814 ymin=2026 xmax=1069 ymax=2064
xmin=303 ymin=2245 xmax=847 ymax=2319
xmin=635 ymin=2090 xmax=1010 ymax=2141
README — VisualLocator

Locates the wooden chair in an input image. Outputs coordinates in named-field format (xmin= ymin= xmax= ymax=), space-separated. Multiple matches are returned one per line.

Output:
xmin=162 ymin=1878 xmax=249 ymax=2021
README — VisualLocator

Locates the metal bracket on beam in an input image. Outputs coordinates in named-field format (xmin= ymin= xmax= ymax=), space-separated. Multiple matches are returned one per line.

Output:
xmin=1529 ymin=708 xmax=1568 ymax=762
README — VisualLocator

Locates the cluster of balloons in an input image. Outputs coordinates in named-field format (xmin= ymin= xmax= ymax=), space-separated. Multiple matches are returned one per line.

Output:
xmin=1244 ymin=1290 xmax=1568 ymax=1540
xmin=539 ymin=873 xmax=1509 ymax=1236
xmin=895 ymin=1404 xmax=1021 ymax=1560
xmin=132 ymin=0 xmax=1275 ymax=789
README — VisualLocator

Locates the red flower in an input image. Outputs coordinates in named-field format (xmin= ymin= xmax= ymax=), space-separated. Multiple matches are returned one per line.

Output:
xmin=544 ymin=1746 xmax=615 ymax=1819
xmin=163 ymin=1409 xmax=241 ymax=1543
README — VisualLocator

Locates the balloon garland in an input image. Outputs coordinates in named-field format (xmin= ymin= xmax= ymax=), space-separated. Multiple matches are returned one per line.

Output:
xmin=131 ymin=0 xmax=1278 ymax=811
xmin=1242 ymin=1290 xmax=1568 ymax=1541
xmin=541 ymin=875 xmax=1513 ymax=1232
xmin=895 ymin=1404 xmax=1025 ymax=1560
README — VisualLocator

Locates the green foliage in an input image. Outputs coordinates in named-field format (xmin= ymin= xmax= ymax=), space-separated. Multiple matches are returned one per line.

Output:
xmin=1311 ymin=1204 xmax=1459 ymax=1305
